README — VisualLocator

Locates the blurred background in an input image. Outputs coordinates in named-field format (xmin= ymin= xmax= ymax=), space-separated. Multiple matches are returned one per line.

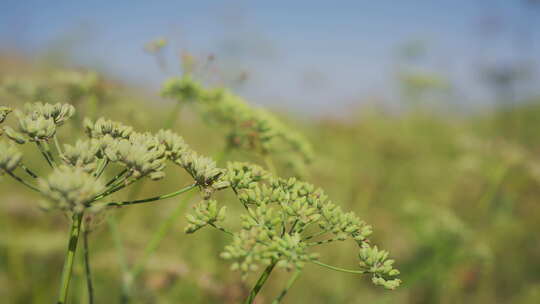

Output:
xmin=1 ymin=0 xmax=540 ymax=303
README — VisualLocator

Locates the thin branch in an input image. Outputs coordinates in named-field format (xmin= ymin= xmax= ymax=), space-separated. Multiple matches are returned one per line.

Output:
xmin=311 ymin=260 xmax=366 ymax=275
xmin=54 ymin=135 xmax=64 ymax=159
xmin=209 ymin=223 xmax=233 ymax=236
xmin=105 ymin=183 xmax=197 ymax=207
xmin=244 ymin=261 xmax=277 ymax=304
xmin=83 ymin=228 xmax=95 ymax=304
xmin=6 ymin=171 xmax=41 ymax=193
xmin=307 ymin=238 xmax=339 ymax=247
xmin=20 ymin=164 xmax=38 ymax=178
xmin=36 ymin=141 xmax=55 ymax=168
xmin=105 ymin=169 xmax=129 ymax=187
xmin=271 ymin=270 xmax=302 ymax=304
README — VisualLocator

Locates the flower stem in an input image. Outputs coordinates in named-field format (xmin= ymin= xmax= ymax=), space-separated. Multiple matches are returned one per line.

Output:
xmin=36 ymin=141 xmax=56 ymax=168
xmin=57 ymin=212 xmax=84 ymax=304
xmin=83 ymin=228 xmax=95 ymax=304
xmin=20 ymin=164 xmax=38 ymax=178
xmin=6 ymin=171 xmax=40 ymax=192
xmin=311 ymin=260 xmax=366 ymax=275
xmin=105 ymin=183 xmax=197 ymax=207
xmin=244 ymin=261 xmax=277 ymax=304
xmin=272 ymin=270 xmax=302 ymax=304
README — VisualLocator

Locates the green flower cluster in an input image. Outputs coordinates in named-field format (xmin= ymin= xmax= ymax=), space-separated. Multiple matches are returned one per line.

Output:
xmin=61 ymin=139 xmax=102 ymax=172
xmin=84 ymin=117 xmax=133 ymax=139
xmin=1 ymin=102 xmax=228 ymax=215
xmin=358 ymin=244 xmax=401 ymax=290
xmin=162 ymin=76 xmax=314 ymax=163
xmin=185 ymin=199 xmax=226 ymax=233
xmin=186 ymin=162 xmax=401 ymax=289
xmin=39 ymin=165 xmax=105 ymax=213
xmin=3 ymin=102 xmax=74 ymax=143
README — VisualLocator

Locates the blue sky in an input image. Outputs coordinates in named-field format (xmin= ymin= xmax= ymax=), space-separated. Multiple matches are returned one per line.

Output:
xmin=1 ymin=0 xmax=539 ymax=114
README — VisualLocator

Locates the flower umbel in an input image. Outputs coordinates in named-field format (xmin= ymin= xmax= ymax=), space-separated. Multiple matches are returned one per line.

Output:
xmin=39 ymin=166 xmax=105 ymax=213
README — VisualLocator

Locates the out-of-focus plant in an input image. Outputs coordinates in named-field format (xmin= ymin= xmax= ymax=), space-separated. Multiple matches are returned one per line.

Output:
xmin=162 ymin=76 xmax=314 ymax=172
xmin=1 ymin=70 xmax=108 ymax=119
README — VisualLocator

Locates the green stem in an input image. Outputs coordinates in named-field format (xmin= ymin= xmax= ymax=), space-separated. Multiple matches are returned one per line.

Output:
xmin=57 ymin=212 xmax=84 ymax=304
xmin=6 ymin=171 xmax=41 ymax=192
xmin=92 ymin=177 xmax=138 ymax=202
xmin=93 ymin=159 xmax=109 ymax=178
xmin=271 ymin=270 xmax=302 ymax=304
xmin=209 ymin=223 xmax=233 ymax=236
xmin=20 ymin=164 xmax=38 ymax=178
xmin=308 ymin=238 xmax=338 ymax=247
xmin=54 ymin=135 xmax=64 ymax=159
xmin=244 ymin=261 xmax=277 ymax=304
xmin=302 ymin=230 xmax=328 ymax=241
xmin=83 ymin=228 xmax=94 ymax=304
xmin=106 ymin=169 xmax=129 ymax=187
xmin=311 ymin=260 xmax=365 ymax=275
xmin=36 ymin=141 xmax=55 ymax=168
xmin=105 ymin=183 xmax=197 ymax=207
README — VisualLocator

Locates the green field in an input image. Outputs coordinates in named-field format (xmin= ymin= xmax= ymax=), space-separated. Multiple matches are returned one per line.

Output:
xmin=1 ymin=53 xmax=540 ymax=304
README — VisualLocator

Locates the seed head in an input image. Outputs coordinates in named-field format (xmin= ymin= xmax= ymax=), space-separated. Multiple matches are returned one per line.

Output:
xmin=155 ymin=129 xmax=189 ymax=161
xmin=61 ymin=139 xmax=101 ymax=172
xmin=358 ymin=244 xmax=401 ymax=290
xmin=39 ymin=166 xmax=105 ymax=213
xmin=84 ymin=117 xmax=133 ymax=139
xmin=185 ymin=200 xmax=227 ymax=234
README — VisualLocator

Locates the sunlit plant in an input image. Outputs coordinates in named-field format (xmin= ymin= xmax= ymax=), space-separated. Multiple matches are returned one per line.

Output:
xmin=1 ymin=101 xmax=400 ymax=304
xmin=0 ymin=102 xmax=227 ymax=304
xmin=186 ymin=162 xmax=401 ymax=303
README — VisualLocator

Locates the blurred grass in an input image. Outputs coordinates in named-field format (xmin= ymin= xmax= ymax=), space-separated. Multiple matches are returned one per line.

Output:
xmin=1 ymin=53 xmax=540 ymax=304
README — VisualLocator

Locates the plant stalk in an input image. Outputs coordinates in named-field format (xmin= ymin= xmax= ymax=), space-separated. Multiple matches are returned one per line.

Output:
xmin=83 ymin=228 xmax=95 ymax=304
xmin=57 ymin=212 xmax=84 ymax=304
xmin=272 ymin=270 xmax=302 ymax=304
xmin=244 ymin=261 xmax=277 ymax=304
xmin=105 ymin=183 xmax=197 ymax=207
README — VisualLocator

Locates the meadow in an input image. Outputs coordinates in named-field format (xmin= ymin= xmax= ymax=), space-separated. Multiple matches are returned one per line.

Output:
xmin=1 ymin=52 xmax=540 ymax=304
